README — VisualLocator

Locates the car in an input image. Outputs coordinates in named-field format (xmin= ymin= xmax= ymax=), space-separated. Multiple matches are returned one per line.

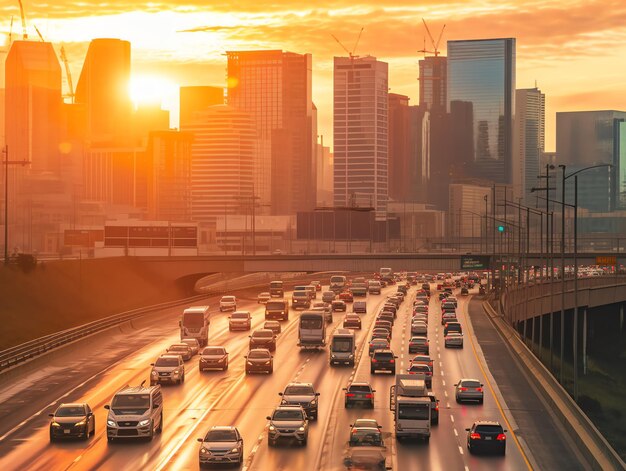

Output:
xmin=455 ymin=379 xmax=484 ymax=403
xmin=199 ymin=346 xmax=229 ymax=371
xmin=150 ymin=354 xmax=185 ymax=385
xmin=369 ymin=338 xmax=390 ymax=355
xmin=466 ymin=420 xmax=507 ymax=455
xmin=444 ymin=321 xmax=463 ymax=336
xmin=397 ymin=284 xmax=408 ymax=295
xmin=445 ymin=332 xmax=464 ymax=348
xmin=245 ymin=348 xmax=273 ymax=374
xmin=428 ymin=393 xmax=440 ymax=425
xmin=408 ymin=336 xmax=429 ymax=354
xmin=267 ymin=405 xmax=309 ymax=446
xmin=264 ymin=320 xmax=281 ymax=334
xmin=229 ymin=311 xmax=252 ymax=331
xmin=249 ymin=329 xmax=277 ymax=351
xmin=322 ymin=290 xmax=336 ymax=303
xmin=167 ymin=343 xmax=193 ymax=361
xmin=279 ymin=383 xmax=320 ymax=420
xmin=411 ymin=320 xmax=428 ymax=336
xmin=105 ymin=383 xmax=163 ymax=442
xmin=343 ymin=382 xmax=376 ymax=408
xmin=377 ymin=311 xmax=395 ymax=325
xmin=367 ymin=280 xmax=382 ymax=294
xmin=181 ymin=338 xmax=200 ymax=356
xmin=407 ymin=363 xmax=433 ymax=387
xmin=382 ymin=303 xmax=397 ymax=317
xmin=374 ymin=320 xmax=393 ymax=334
xmin=258 ymin=292 xmax=271 ymax=304
xmin=292 ymin=290 xmax=311 ymax=309
xmin=460 ymin=287 xmax=469 ymax=296
xmin=219 ymin=295 xmax=237 ymax=312
xmin=370 ymin=349 xmax=397 ymax=374
xmin=332 ymin=299 xmax=347 ymax=312
xmin=49 ymin=403 xmax=95 ymax=441
xmin=339 ymin=291 xmax=354 ymax=303
xmin=410 ymin=354 xmax=434 ymax=373
xmin=412 ymin=314 xmax=428 ymax=324
xmin=371 ymin=328 xmax=391 ymax=342
xmin=441 ymin=312 xmax=457 ymax=325
xmin=198 ymin=426 xmax=244 ymax=466
xmin=310 ymin=280 xmax=322 ymax=291
xmin=353 ymin=300 xmax=367 ymax=314
xmin=311 ymin=301 xmax=333 ymax=323
xmin=348 ymin=419 xmax=384 ymax=447
xmin=343 ymin=313 xmax=362 ymax=329
xmin=446 ymin=297 xmax=458 ymax=308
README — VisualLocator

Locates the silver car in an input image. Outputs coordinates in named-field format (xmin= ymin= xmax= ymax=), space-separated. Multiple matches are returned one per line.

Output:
xmin=197 ymin=426 xmax=244 ymax=465
xmin=181 ymin=338 xmax=200 ymax=356
xmin=445 ymin=332 xmax=464 ymax=348
xmin=411 ymin=321 xmax=428 ymax=335
xmin=267 ymin=405 xmax=309 ymax=446
xmin=455 ymin=378 xmax=484 ymax=404
xmin=150 ymin=354 xmax=185 ymax=385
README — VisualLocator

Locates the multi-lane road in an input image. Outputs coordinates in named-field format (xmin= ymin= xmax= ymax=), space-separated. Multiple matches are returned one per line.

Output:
xmin=0 ymin=277 xmax=587 ymax=470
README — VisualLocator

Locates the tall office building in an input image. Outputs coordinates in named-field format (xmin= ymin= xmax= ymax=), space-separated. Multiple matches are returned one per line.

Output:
xmin=179 ymin=86 xmax=224 ymax=128
xmin=556 ymin=110 xmax=626 ymax=211
xmin=514 ymin=87 xmax=545 ymax=201
xmin=418 ymin=56 xmax=447 ymax=110
xmin=182 ymin=105 xmax=255 ymax=221
xmin=447 ymin=38 xmax=516 ymax=184
xmin=226 ymin=50 xmax=314 ymax=214
xmin=334 ymin=55 xmax=389 ymax=219
xmin=75 ymin=38 xmax=132 ymax=145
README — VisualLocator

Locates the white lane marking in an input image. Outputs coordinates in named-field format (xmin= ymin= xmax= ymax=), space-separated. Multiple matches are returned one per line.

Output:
xmin=465 ymin=467 xmax=470 ymax=471
xmin=439 ymin=361 xmax=443 ymax=367
xmin=459 ymin=446 xmax=464 ymax=455
xmin=251 ymin=443 xmax=259 ymax=454
xmin=444 ymin=391 xmax=448 ymax=397
xmin=450 ymin=415 xmax=455 ymax=423
xmin=442 ymin=380 xmax=446 ymax=386
xmin=454 ymin=428 xmax=458 ymax=437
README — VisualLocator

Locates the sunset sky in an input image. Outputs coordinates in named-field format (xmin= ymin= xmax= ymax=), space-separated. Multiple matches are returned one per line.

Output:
xmin=3 ymin=0 xmax=626 ymax=150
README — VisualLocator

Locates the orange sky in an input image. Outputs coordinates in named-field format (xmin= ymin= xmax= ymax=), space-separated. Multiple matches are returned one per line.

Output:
xmin=3 ymin=0 xmax=626 ymax=150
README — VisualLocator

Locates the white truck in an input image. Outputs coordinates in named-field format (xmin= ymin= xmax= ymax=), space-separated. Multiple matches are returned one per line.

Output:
xmin=329 ymin=328 xmax=355 ymax=366
xmin=179 ymin=306 xmax=210 ymax=347
xmin=389 ymin=374 xmax=431 ymax=442
xmin=298 ymin=311 xmax=326 ymax=349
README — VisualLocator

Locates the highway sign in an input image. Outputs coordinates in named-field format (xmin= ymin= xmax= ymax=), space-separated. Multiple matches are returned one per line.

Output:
xmin=461 ymin=255 xmax=491 ymax=270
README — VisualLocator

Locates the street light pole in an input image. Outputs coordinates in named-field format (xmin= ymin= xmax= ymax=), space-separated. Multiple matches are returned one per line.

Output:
xmin=559 ymin=164 xmax=566 ymax=384
xmin=573 ymin=175 xmax=579 ymax=401
xmin=3 ymin=145 xmax=30 ymax=265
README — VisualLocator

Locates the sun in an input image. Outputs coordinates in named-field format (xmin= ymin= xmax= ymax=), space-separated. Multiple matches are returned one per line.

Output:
xmin=129 ymin=74 xmax=177 ymax=108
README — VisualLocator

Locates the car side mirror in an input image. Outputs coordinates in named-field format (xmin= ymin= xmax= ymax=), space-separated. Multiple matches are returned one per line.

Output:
xmin=178 ymin=321 xmax=181 ymax=327
xmin=197 ymin=437 xmax=204 ymax=442
xmin=481 ymin=384 xmax=484 ymax=387
xmin=465 ymin=428 xmax=470 ymax=431
xmin=372 ymin=389 xmax=376 ymax=392
xmin=48 ymin=413 xmax=54 ymax=417
xmin=244 ymin=356 xmax=247 ymax=359
xmin=266 ymin=416 xmax=271 ymax=421
xmin=454 ymin=383 xmax=458 ymax=386
xmin=342 ymin=387 xmax=347 ymax=391
xmin=278 ymin=392 xmax=283 ymax=396
xmin=248 ymin=336 xmax=252 ymax=338
xmin=315 ymin=392 xmax=320 ymax=396
xmin=503 ymin=429 xmax=508 ymax=433
xmin=104 ymin=405 xmax=110 ymax=410
xmin=349 ymin=424 xmax=353 ymax=427
xmin=150 ymin=363 xmax=155 ymax=366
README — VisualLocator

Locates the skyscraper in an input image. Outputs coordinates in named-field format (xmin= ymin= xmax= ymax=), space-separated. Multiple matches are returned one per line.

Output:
xmin=75 ymin=38 xmax=132 ymax=145
xmin=419 ymin=56 xmax=447 ymax=110
xmin=514 ymin=87 xmax=545 ymax=201
xmin=226 ymin=50 xmax=314 ymax=215
xmin=334 ymin=55 xmax=389 ymax=219
xmin=182 ymin=105 xmax=255 ymax=221
xmin=179 ymin=86 xmax=224 ymax=128
xmin=447 ymin=38 xmax=516 ymax=184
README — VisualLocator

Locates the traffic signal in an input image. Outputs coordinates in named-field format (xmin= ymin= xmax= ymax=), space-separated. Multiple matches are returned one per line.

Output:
xmin=497 ymin=225 xmax=505 ymax=233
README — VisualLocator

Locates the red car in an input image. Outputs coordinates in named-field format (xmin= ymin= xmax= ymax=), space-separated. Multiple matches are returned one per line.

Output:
xmin=339 ymin=291 xmax=354 ymax=303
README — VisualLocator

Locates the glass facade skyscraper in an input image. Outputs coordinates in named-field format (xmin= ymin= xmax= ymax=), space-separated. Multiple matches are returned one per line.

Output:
xmin=447 ymin=38 xmax=516 ymax=184
xmin=515 ymin=87 xmax=545 ymax=201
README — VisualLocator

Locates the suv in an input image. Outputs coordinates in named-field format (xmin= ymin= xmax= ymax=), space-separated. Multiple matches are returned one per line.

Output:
xmin=292 ymin=291 xmax=311 ymax=309
xmin=322 ymin=291 xmax=336 ymax=303
xmin=265 ymin=299 xmax=289 ymax=321
xmin=197 ymin=426 xmax=244 ymax=466
xmin=353 ymin=301 xmax=367 ymax=314
xmin=370 ymin=349 xmax=397 ymax=374
xmin=249 ymin=329 xmax=277 ymax=351
xmin=245 ymin=348 xmax=273 ymax=374
xmin=267 ymin=405 xmax=309 ymax=446
xmin=367 ymin=280 xmax=382 ymax=294
xmin=343 ymin=382 xmax=375 ymax=408
xmin=229 ymin=311 xmax=252 ymax=331
xmin=219 ymin=295 xmax=237 ymax=312
xmin=279 ymin=382 xmax=320 ymax=420
xmin=150 ymin=354 xmax=185 ymax=385
xmin=199 ymin=346 xmax=229 ymax=371
xmin=105 ymin=382 xmax=163 ymax=442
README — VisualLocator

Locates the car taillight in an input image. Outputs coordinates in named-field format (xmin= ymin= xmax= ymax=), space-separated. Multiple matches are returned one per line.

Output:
xmin=476 ymin=387 xmax=483 ymax=392
xmin=346 ymin=393 xmax=355 ymax=397
xmin=372 ymin=359 xmax=377 ymax=362
xmin=390 ymin=359 xmax=395 ymax=363
xmin=497 ymin=433 xmax=506 ymax=441
xmin=365 ymin=394 xmax=373 ymax=398
xmin=470 ymin=433 xmax=481 ymax=440
xmin=434 ymin=403 xmax=439 ymax=411
xmin=459 ymin=387 xmax=468 ymax=391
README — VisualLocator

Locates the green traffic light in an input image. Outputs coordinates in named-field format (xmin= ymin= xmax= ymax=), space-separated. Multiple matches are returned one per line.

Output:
xmin=497 ymin=225 xmax=505 ymax=232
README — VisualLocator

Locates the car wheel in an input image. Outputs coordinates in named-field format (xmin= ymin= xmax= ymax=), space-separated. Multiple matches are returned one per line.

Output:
xmin=501 ymin=446 xmax=506 ymax=456
xmin=239 ymin=452 xmax=244 ymax=464
xmin=425 ymin=436 xmax=430 ymax=443
xmin=433 ymin=418 xmax=439 ymax=425
xmin=83 ymin=425 xmax=90 ymax=440
xmin=371 ymin=367 xmax=375 ymax=374
xmin=245 ymin=369 xmax=250 ymax=375
xmin=91 ymin=419 xmax=96 ymax=436
xmin=268 ymin=439 xmax=275 ymax=447
xmin=467 ymin=444 xmax=473 ymax=454
xmin=224 ymin=363 xmax=229 ymax=371
xmin=345 ymin=400 xmax=349 ymax=408
xmin=455 ymin=397 xmax=461 ymax=403
xmin=157 ymin=414 xmax=163 ymax=433
xmin=107 ymin=436 xmax=115 ymax=443
xmin=478 ymin=398 xmax=484 ymax=405
xmin=268 ymin=367 xmax=273 ymax=374
xmin=391 ymin=368 xmax=396 ymax=375
xmin=370 ymin=401 xmax=375 ymax=409
xmin=302 ymin=436 xmax=308 ymax=446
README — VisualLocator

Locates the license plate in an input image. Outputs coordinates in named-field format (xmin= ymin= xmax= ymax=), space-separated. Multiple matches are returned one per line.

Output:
xmin=485 ymin=436 xmax=492 ymax=440
xmin=64 ymin=429 xmax=70 ymax=434
xmin=216 ymin=457 xmax=223 ymax=461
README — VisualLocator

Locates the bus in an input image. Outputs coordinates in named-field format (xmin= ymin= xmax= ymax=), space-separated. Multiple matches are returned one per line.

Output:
xmin=179 ymin=306 xmax=210 ymax=346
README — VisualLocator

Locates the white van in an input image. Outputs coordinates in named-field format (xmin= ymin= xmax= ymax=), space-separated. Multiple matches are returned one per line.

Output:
xmin=330 ymin=329 xmax=356 ymax=366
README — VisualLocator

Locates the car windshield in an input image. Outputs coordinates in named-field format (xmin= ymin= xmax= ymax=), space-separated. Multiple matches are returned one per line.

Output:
xmin=462 ymin=380 xmax=481 ymax=388
xmin=248 ymin=350 xmax=269 ymax=359
xmin=56 ymin=406 xmax=85 ymax=417
xmin=202 ymin=347 xmax=225 ymax=355
xmin=266 ymin=302 xmax=286 ymax=310
xmin=253 ymin=330 xmax=273 ymax=338
xmin=222 ymin=296 xmax=235 ymax=302
xmin=332 ymin=338 xmax=353 ymax=352
xmin=284 ymin=386 xmax=314 ymax=395
xmin=232 ymin=313 xmax=249 ymax=319
xmin=273 ymin=410 xmax=304 ymax=420
xmin=170 ymin=345 xmax=188 ymax=352
xmin=475 ymin=424 xmax=503 ymax=433
xmin=398 ymin=404 xmax=430 ymax=420
xmin=374 ymin=352 xmax=393 ymax=360
xmin=411 ymin=338 xmax=427 ymax=344
xmin=111 ymin=394 xmax=150 ymax=413
xmin=410 ymin=365 xmax=430 ymax=372
xmin=293 ymin=292 xmax=308 ymax=298
xmin=155 ymin=357 xmax=179 ymax=367
xmin=350 ymin=430 xmax=383 ymax=446
xmin=270 ymin=282 xmax=283 ymax=288
xmin=300 ymin=317 xmax=323 ymax=329
xmin=182 ymin=312 xmax=204 ymax=328
xmin=349 ymin=385 xmax=371 ymax=393
xmin=205 ymin=429 xmax=237 ymax=441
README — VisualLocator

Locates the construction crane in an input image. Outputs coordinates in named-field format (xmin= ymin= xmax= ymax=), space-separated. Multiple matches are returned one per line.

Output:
xmin=60 ymin=46 xmax=75 ymax=103
xmin=418 ymin=18 xmax=446 ymax=57
xmin=8 ymin=16 xmax=14 ymax=45
xmin=331 ymin=27 xmax=364 ymax=60
xmin=33 ymin=24 xmax=44 ymax=42
xmin=17 ymin=0 xmax=28 ymax=40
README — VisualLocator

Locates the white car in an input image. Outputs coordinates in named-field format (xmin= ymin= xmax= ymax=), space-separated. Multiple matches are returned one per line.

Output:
xmin=445 ymin=332 xmax=464 ymax=348
xmin=257 ymin=292 xmax=271 ymax=304
xmin=219 ymin=295 xmax=237 ymax=312
xmin=181 ymin=338 xmax=200 ymax=355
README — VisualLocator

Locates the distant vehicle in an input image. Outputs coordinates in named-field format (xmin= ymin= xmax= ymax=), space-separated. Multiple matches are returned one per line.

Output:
xmin=267 ymin=405 xmax=309 ymax=446
xmin=49 ymin=403 xmax=95 ymax=441
xmin=311 ymin=301 xmax=333 ymax=323
xmin=411 ymin=321 xmax=428 ymax=336
xmin=379 ymin=267 xmax=393 ymax=282
xmin=370 ymin=349 xmax=397 ymax=374
xmin=310 ymin=280 xmax=322 ymax=292
xmin=407 ymin=363 xmax=433 ymax=388
xmin=410 ymin=354 xmax=434 ymax=373
xmin=249 ymin=329 xmax=277 ymax=351
xmin=219 ymin=296 xmax=237 ymax=312
xmin=180 ymin=338 xmax=200 ymax=356
xmin=350 ymin=282 xmax=368 ymax=297
xmin=367 ymin=280 xmax=382 ymax=294
xmin=445 ymin=332 xmax=464 ymax=348
xmin=343 ymin=313 xmax=362 ymax=330
xmin=389 ymin=375 xmax=431 ymax=442
xmin=245 ymin=348 xmax=273 ymax=374
xmin=298 ymin=311 xmax=326 ymax=349
xmin=340 ymin=291 xmax=354 ymax=303
xmin=305 ymin=285 xmax=317 ymax=300
xmin=368 ymin=338 xmax=390 ymax=356
xmin=279 ymin=382 xmax=320 ymax=420
xmin=180 ymin=306 xmax=210 ymax=347
xmin=444 ymin=321 xmax=463 ymax=336
xmin=264 ymin=320 xmax=281 ymax=335
xmin=269 ymin=280 xmax=284 ymax=297
xmin=197 ymin=426 xmax=244 ymax=466
xmin=408 ymin=336 xmax=429 ymax=354
xmin=455 ymin=379 xmax=484 ymax=404
xmin=348 ymin=419 xmax=383 ymax=447
xmin=460 ymin=287 xmax=469 ymax=296
xmin=344 ymin=382 xmax=376 ymax=409
xmin=330 ymin=275 xmax=347 ymax=293
xmin=229 ymin=311 xmax=252 ymax=331
xmin=265 ymin=299 xmax=289 ymax=321
xmin=150 ymin=354 xmax=185 ymax=385
xmin=441 ymin=312 xmax=457 ymax=325
xmin=322 ymin=290 xmax=336 ymax=303
xmin=292 ymin=290 xmax=311 ymax=309
xmin=105 ymin=382 xmax=163 ymax=442
xmin=167 ymin=343 xmax=193 ymax=361
xmin=258 ymin=292 xmax=271 ymax=304
xmin=466 ymin=420 xmax=506 ymax=455
xmin=330 ymin=329 xmax=356 ymax=366
xmin=353 ymin=301 xmax=367 ymax=314
xmin=199 ymin=346 xmax=228 ymax=371
xmin=332 ymin=299 xmax=347 ymax=312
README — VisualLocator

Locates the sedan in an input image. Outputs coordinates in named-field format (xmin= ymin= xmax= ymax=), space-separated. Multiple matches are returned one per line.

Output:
xmin=198 ymin=426 xmax=244 ymax=466
xmin=332 ymin=300 xmax=347 ymax=312
xmin=441 ymin=312 xmax=457 ymax=325
xmin=167 ymin=343 xmax=193 ymax=361
xmin=466 ymin=420 xmax=507 ymax=455
xmin=258 ymin=292 xmax=271 ymax=304
xmin=181 ymin=338 xmax=200 ymax=356
xmin=49 ymin=403 xmax=95 ymax=441
xmin=408 ymin=336 xmax=429 ymax=354
xmin=411 ymin=321 xmax=428 ymax=336
xmin=264 ymin=320 xmax=281 ymax=334
xmin=407 ymin=363 xmax=433 ymax=387
xmin=455 ymin=378 xmax=484 ymax=404
xmin=369 ymin=338 xmax=390 ymax=356
xmin=343 ymin=313 xmax=362 ymax=329
xmin=339 ymin=291 xmax=354 ymax=303
xmin=371 ymin=328 xmax=391 ymax=342
xmin=229 ymin=311 xmax=252 ymax=331
xmin=249 ymin=329 xmax=277 ymax=351
xmin=445 ymin=332 xmax=464 ymax=348
xmin=343 ymin=382 xmax=376 ymax=408
xmin=199 ymin=346 xmax=229 ymax=371
xmin=348 ymin=419 xmax=383 ymax=447
xmin=410 ymin=354 xmax=434 ymax=373
xmin=245 ymin=348 xmax=273 ymax=374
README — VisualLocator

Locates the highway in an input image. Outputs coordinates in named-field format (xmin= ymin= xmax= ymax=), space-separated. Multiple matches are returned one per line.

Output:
xmin=0 ymin=277 xmax=586 ymax=470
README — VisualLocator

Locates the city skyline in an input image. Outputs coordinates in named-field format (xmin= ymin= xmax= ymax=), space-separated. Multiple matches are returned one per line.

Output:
xmin=2 ymin=1 xmax=626 ymax=150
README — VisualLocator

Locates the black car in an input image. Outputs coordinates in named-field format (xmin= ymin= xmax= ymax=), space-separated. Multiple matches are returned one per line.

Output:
xmin=466 ymin=420 xmax=507 ymax=455
xmin=49 ymin=403 xmax=95 ymax=441
xmin=444 ymin=322 xmax=463 ymax=336
xmin=279 ymin=383 xmax=320 ymax=420
xmin=245 ymin=348 xmax=273 ymax=374
xmin=249 ymin=329 xmax=277 ymax=351
xmin=370 ymin=349 xmax=397 ymax=374
xmin=343 ymin=382 xmax=376 ymax=408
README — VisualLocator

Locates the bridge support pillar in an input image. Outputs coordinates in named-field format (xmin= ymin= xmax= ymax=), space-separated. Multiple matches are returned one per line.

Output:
xmin=582 ymin=307 xmax=587 ymax=376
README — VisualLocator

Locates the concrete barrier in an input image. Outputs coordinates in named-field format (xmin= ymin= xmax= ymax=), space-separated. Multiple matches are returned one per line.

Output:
xmin=483 ymin=300 xmax=626 ymax=471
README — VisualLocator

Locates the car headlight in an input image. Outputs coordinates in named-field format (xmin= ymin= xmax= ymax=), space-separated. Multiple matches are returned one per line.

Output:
xmin=247 ymin=361 xmax=253 ymax=366
xmin=310 ymin=398 xmax=317 ymax=405
xmin=348 ymin=354 xmax=354 ymax=359
xmin=138 ymin=419 xmax=150 ymax=427
xmin=269 ymin=425 xmax=275 ymax=431
xmin=280 ymin=399 xmax=287 ymax=405
xmin=200 ymin=447 xmax=209 ymax=454
xmin=330 ymin=354 xmax=336 ymax=359
xmin=298 ymin=426 xmax=305 ymax=432
xmin=75 ymin=419 xmax=86 ymax=427
xmin=51 ymin=421 xmax=60 ymax=427
xmin=173 ymin=369 xmax=179 ymax=374
xmin=264 ymin=361 xmax=270 ymax=365
xmin=230 ymin=447 xmax=239 ymax=453
xmin=107 ymin=420 xmax=116 ymax=427
xmin=151 ymin=370 xmax=158 ymax=376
